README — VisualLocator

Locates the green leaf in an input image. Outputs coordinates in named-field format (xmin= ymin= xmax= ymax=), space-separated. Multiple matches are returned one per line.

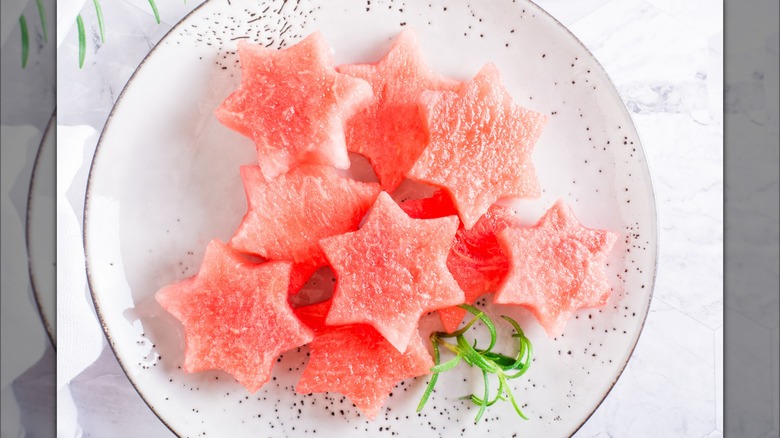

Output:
xmin=481 ymin=350 xmax=523 ymax=369
xmin=473 ymin=370 xmax=489 ymax=423
xmin=35 ymin=0 xmax=47 ymax=43
xmin=148 ymin=0 xmax=161 ymax=24
xmin=77 ymin=15 xmax=86 ymax=68
xmin=459 ymin=303 xmax=497 ymax=352
xmin=19 ymin=15 xmax=29 ymax=68
xmin=437 ymin=310 xmax=482 ymax=339
xmin=456 ymin=335 xmax=499 ymax=373
xmin=416 ymin=334 xmax=442 ymax=413
xmin=92 ymin=0 xmax=105 ymax=42
xmin=502 ymin=377 xmax=529 ymax=420
xmin=430 ymin=355 xmax=461 ymax=373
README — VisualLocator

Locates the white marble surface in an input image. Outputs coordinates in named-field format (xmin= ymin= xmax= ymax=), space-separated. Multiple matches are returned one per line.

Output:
xmin=56 ymin=0 xmax=727 ymax=436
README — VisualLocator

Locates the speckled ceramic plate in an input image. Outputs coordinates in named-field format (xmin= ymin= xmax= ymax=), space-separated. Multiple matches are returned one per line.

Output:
xmin=84 ymin=0 xmax=658 ymax=436
xmin=28 ymin=113 xmax=56 ymax=346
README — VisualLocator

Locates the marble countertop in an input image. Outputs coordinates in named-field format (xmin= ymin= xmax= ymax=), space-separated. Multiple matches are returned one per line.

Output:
xmin=55 ymin=0 xmax=729 ymax=436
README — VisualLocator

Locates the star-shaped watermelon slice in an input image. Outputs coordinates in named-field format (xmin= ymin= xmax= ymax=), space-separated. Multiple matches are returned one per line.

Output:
xmin=230 ymin=165 xmax=381 ymax=293
xmin=155 ymin=240 xmax=314 ymax=393
xmin=446 ymin=205 xmax=525 ymax=333
xmin=338 ymin=30 xmax=461 ymax=191
xmin=494 ymin=200 xmax=619 ymax=337
xmin=401 ymin=191 xmax=523 ymax=332
xmin=294 ymin=300 xmax=433 ymax=420
xmin=216 ymin=32 xmax=373 ymax=180
xmin=320 ymin=192 xmax=464 ymax=353
xmin=407 ymin=63 xmax=548 ymax=229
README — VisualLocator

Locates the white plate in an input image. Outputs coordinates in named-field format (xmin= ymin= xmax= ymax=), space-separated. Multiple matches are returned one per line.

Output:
xmin=84 ymin=0 xmax=658 ymax=436
xmin=28 ymin=113 xmax=56 ymax=346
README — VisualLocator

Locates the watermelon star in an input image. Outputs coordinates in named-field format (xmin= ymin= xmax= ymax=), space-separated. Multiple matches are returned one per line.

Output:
xmin=495 ymin=200 xmax=619 ymax=337
xmin=320 ymin=192 xmax=465 ymax=353
xmin=294 ymin=300 xmax=433 ymax=420
xmin=338 ymin=29 xmax=461 ymax=191
xmin=442 ymin=204 xmax=524 ymax=333
xmin=155 ymin=240 xmax=314 ymax=393
xmin=401 ymin=191 xmax=523 ymax=332
xmin=216 ymin=32 xmax=373 ymax=181
xmin=230 ymin=165 xmax=381 ymax=294
xmin=407 ymin=63 xmax=548 ymax=229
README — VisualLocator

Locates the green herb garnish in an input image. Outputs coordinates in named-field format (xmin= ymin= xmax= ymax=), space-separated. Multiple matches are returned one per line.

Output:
xmin=148 ymin=0 xmax=161 ymax=24
xmin=92 ymin=0 xmax=105 ymax=42
xmin=77 ymin=14 xmax=86 ymax=68
xmin=19 ymin=15 xmax=29 ymax=68
xmin=35 ymin=0 xmax=47 ymax=43
xmin=417 ymin=304 xmax=533 ymax=423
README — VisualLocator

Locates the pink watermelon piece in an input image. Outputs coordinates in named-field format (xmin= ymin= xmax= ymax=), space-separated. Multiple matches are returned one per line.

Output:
xmin=230 ymin=164 xmax=381 ymax=294
xmin=292 ymin=299 xmax=333 ymax=333
xmin=288 ymin=261 xmax=322 ymax=297
xmin=338 ymin=30 xmax=461 ymax=191
xmin=320 ymin=192 xmax=464 ymax=353
xmin=406 ymin=63 xmax=548 ymax=229
xmin=156 ymin=240 xmax=314 ymax=392
xmin=495 ymin=200 xmax=619 ymax=337
xmin=294 ymin=299 xmax=433 ymax=420
xmin=398 ymin=189 xmax=457 ymax=219
xmin=401 ymin=191 xmax=523 ymax=332
xmin=215 ymin=32 xmax=373 ymax=181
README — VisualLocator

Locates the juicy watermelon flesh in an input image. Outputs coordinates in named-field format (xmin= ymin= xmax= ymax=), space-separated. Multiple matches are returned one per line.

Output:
xmin=215 ymin=33 xmax=372 ymax=180
xmin=495 ymin=200 xmax=618 ymax=337
xmin=398 ymin=189 xmax=457 ymax=219
xmin=295 ymin=300 xmax=433 ymax=420
xmin=292 ymin=299 xmax=333 ymax=333
xmin=223 ymin=255 xmax=319 ymax=297
xmin=321 ymin=192 xmax=464 ymax=353
xmin=156 ymin=240 xmax=314 ymax=393
xmin=150 ymin=30 xmax=629 ymax=425
xmin=289 ymin=261 xmax=322 ymax=297
xmin=407 ymin=63 xmax=547 ymax=229
xmin=402 ymin=191 xmax=522 ymax=332
xmin=338 ymin=30 xmax=461 ymax=191
xmin=230 ymin=164 xmax=380 ymax=274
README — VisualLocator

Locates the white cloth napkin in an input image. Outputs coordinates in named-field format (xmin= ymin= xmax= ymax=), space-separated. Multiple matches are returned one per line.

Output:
xmin=56 ymin=7 xmax=104 ymax=438
xmin=54 ymin=2 xmax=160 ymax=436
xmin=56 ymin=124 xmax=105 ymax=438
xmin=0 ymin=124 xmax=43 ymax=388
xmin=54 ymin=2 xmax=205 ymax=435
xmin=0 ymin=123 xmax=46 ymax=438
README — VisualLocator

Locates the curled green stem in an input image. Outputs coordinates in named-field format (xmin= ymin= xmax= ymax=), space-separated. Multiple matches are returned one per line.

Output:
xmin=416 ymin=333 xmax=442 ymax=412
xmin=417 ymin=305 xmax=533 ymax=423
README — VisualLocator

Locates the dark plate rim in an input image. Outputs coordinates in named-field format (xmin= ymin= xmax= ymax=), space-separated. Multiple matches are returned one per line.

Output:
xmin=26 ymin=109 xmax=57 ymax=348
